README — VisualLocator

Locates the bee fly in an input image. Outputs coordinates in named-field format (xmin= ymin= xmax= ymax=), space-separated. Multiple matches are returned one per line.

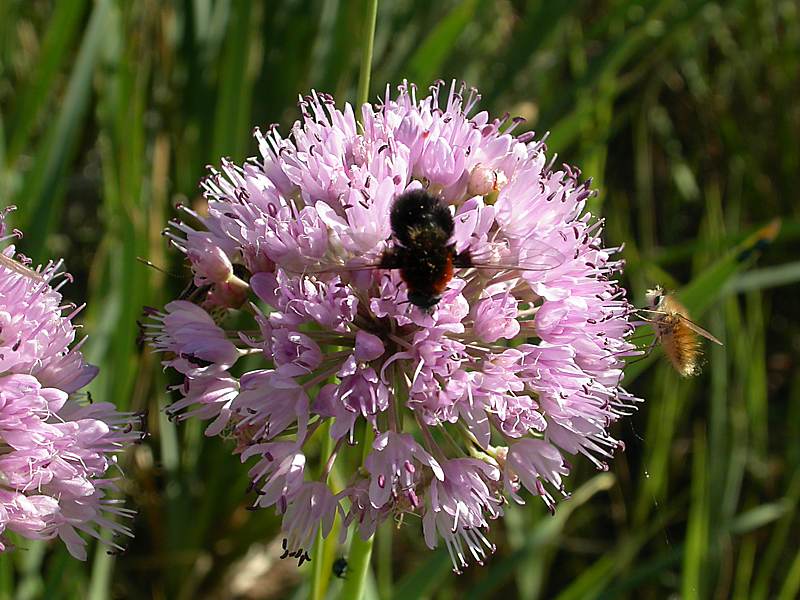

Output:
xmin=636 ymin=286 xmax=723 ymax=377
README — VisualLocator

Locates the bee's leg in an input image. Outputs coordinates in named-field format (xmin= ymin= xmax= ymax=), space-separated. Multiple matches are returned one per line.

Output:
xmin=453 ymin=247 xmax=472 ymax=268
xmin=379 ymin=247 xmax=403 ymax=269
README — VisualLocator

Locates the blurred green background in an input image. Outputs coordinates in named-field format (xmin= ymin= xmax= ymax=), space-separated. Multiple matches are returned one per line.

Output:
xmin=1 ymin=0 xmax=799 ymax=598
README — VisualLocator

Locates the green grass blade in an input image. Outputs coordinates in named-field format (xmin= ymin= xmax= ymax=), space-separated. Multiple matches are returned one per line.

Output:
xmin=682 ymin=426 xmax=707 ymax=600
xmin=393 ymin=549 xmax=451 ymax=600
xmin=724 ymin=261 xmax=800 ymax=294
xmin=15 ymin=0 xmax=112 ymax=260
xmin=211 ymin=0 xmax=260 ymax=161
xmin=5 ymin=0 xmax=88 ymax=164
xmin=777 ymin=548 xmax=800 ymax=600
xmin=468 ymin=474 xmax=616 ymax=600
xmin=678 ymin=219 xmax=781 ymax=313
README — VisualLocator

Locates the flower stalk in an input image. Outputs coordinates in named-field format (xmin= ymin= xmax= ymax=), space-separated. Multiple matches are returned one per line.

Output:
xmin=339 ymin=424 xmax=376 ymax=600
xmin=356 ymin=0 xmax=379 ymax=115
xmin=341 ymin=3 xmax=380 ymax=596
xmin=311 ymin=420 xmax=335 ymax=600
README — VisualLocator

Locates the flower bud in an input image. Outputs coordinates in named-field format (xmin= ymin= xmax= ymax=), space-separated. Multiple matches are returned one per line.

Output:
xmin=468 ymin=164 xmax=508 ymax=197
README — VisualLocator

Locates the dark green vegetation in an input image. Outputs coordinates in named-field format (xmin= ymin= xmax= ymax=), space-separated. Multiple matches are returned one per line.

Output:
xmin=1 ymin=0 xmax=799 ymax=598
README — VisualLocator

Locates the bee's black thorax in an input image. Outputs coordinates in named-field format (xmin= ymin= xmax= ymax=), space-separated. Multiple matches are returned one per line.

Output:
xmin=389 ymin=189 xmax=454 ymax=246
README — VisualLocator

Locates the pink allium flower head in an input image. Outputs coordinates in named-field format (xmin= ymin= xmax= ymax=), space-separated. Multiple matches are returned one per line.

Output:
xmin=0 ymin=208 xmax=141 ymax=559
xmin=149 ymin=81 xmax=641 ymax=572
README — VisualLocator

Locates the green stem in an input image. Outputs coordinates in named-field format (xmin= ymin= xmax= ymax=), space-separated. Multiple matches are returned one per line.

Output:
xmin=311 ymin=421 xmax=334 ymax=600
xmin=340 ymin=534 xmax=374 ymax=600
xmin=336 ymin=6 xmax=379 ymax=598
xmin=360 ymin=422 xmax=376 ymax=463
xmin=356 ymin=0 xmax=379 ymax=117
xmin=377 ymin=519 xmax=393 ymax=599
xmin=339 ymin=424 xmax=376 ymax=600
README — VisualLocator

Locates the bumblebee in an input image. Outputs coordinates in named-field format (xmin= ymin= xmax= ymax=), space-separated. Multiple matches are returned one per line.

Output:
xmin=289 ymin=188 xmax=565 ymax=311
xmin=380 ymin=189 xmax=563 ymax=309
xmin=379 ymin=189 xmax=463 ymax=310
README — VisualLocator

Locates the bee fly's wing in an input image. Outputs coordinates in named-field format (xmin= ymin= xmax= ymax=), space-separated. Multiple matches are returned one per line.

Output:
xmin=676 ymin=316 xmax=724 ymax=346
xmin=636 ymin=307 xmax=723 ymax=346
xmin=462 ymin=238 xmax=566 ymax=272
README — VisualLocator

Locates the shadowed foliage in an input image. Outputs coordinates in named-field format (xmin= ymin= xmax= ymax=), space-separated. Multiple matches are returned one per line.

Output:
xmin=1 ymin=0 xmax=798 ymax=598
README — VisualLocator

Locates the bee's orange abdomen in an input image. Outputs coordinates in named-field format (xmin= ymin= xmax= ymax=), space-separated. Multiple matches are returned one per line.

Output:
xmin=431 ymin=255 xmax=454 ymax=294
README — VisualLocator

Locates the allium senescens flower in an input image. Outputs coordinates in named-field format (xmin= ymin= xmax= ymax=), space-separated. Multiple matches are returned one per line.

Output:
xmin=0 ymin=208 xmax=141 ymax=559
xmin=149 ymin=81 xmax=640 ymax=573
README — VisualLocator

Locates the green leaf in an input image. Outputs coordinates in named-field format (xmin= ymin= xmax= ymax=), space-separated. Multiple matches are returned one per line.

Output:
xmin=682 ymin=427 xmax=707 ymax=600
xmin=723 ymin=261 xmax=800 ymax=294
xmin=393 ymin=549 xmax=452 ymax=600
xmin=211 ymin=0 xmax=260 ymax=161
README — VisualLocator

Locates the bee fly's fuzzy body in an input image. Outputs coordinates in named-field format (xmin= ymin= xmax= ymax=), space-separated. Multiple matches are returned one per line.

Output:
xmin=654 ymin=307 xmax=703 ymax=377
xmin=647 ymin=289 xmax=704 ymax=377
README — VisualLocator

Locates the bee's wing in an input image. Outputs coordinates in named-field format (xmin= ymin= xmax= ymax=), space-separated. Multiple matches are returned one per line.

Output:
xmin=460 ymin=239 xmax=566 ymax=272
xmin=282 ymin=260 xmax=387 ymax=275
xmin=0 ymin=254 xmax=44 ymax=281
